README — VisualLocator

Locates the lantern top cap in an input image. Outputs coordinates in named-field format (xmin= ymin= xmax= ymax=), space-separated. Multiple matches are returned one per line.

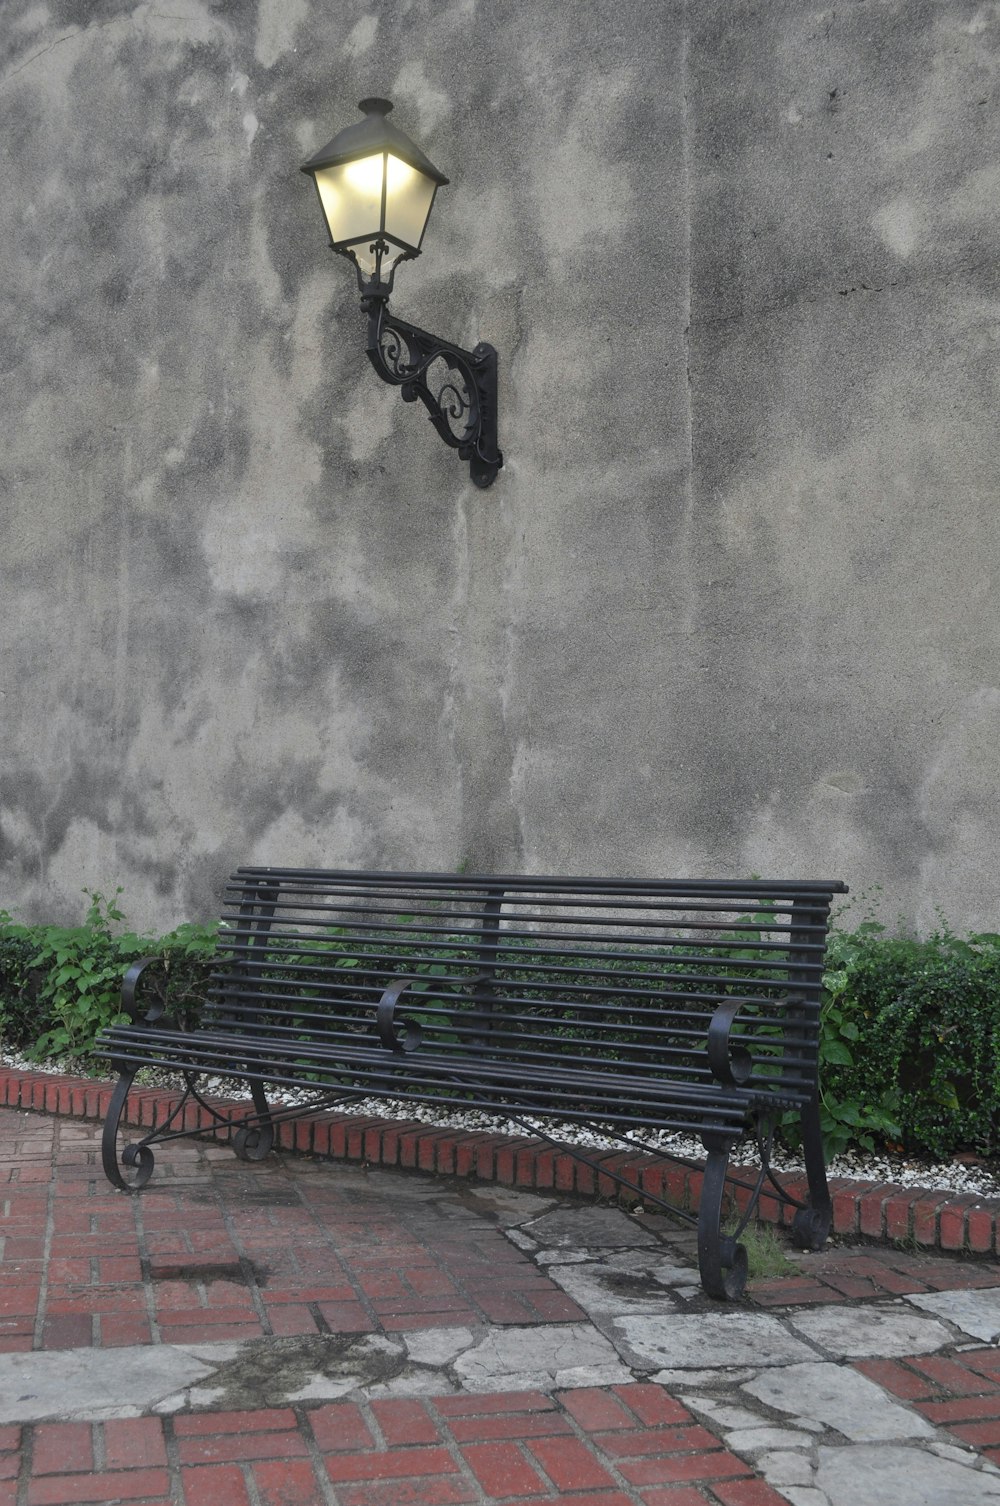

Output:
xmin=299 ymin=98 xmax=449 ymax=186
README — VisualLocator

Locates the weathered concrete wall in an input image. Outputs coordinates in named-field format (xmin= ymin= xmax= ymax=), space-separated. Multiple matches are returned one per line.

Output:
xmin=1 ymin=0 xmax=998 ymax=933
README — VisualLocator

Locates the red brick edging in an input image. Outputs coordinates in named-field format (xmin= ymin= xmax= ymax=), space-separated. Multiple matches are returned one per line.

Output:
xmin=3 ymin=1065 xmax=998 ymax=1257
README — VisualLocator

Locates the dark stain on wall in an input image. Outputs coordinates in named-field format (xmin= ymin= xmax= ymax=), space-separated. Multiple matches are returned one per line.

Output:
xmin=2 ymin=0 xmax=999 ymax=929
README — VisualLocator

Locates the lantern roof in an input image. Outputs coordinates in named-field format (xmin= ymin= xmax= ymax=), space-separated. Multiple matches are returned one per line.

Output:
xmin=300 ymin=99 xmax=449 ymax=187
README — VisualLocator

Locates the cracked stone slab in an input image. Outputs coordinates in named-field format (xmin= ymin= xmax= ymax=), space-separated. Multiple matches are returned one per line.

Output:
xmin=0 ymin=1343 xmax=236 ymax=1424
xmin=544 ymin=1250 xmax=694 ymax=1318
xmin=787 ymin=1303 xmax=954 ymax=1358
xmin=157 ymin=1333 xmax=408 ymax=1413
xmin=520 ymin=1207 xmax=659 ymax=1249
xmin=611 ymin=1311 xmax=816 ymax=1370
xmin=742 ymin=1361 xmax=936 ymax=1442
xmin=461 ymin=1188 xmax=557 ymax=1225
xmin=402 ymin=1327 xmax=476 ymax=1367
xmin=726 ymin=1427 xmax=817 ymax=1453
xmin=756 ymin=1450 xmax=816 ymax=1486
xmin=814 ymin=1442 xmax=1000 ymax=1505
xmin=688 ymin=1397 xmax=790 ymax=1430
xmin=651 ymin=1367 xmax=757 ymax=1387
xmin=452 ymin=1323 xmax=632 ymax=1392
xmin=905 ymin=1287 xmax=1000 ymax=1343
xmin=688 ymin=1395 xmax=824 ymax=1434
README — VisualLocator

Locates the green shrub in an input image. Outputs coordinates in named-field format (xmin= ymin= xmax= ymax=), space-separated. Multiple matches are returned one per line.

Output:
xmin=0 ymin=890 xmax=218 ymax=1064
xmin=0 ymin=925 xmax=46 ymax=1049
xmin=783 ymin=923 xmax=905 ymax=1160
xmin=820 ymin=926 xmax=1000 ymax=1159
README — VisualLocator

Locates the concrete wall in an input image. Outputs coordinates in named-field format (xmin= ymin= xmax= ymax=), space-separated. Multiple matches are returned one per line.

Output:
xmin=2 ymin=0 xmax=998 ymax=933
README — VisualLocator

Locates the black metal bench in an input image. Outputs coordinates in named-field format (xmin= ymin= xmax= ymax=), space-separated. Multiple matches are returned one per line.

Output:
xmin=97 ymin=868 xmax=846 ymax=1300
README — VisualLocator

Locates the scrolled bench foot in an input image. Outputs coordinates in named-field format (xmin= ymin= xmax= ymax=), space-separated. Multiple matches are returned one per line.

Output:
xmin=697 ymin=1137 xmax=748 ymax=1301
xmin=233 ymin=1123 xmax=274 ymax=1160
xmin=791 ymin=1203 xmax=832 ymax=1251
xmin=102 ymin=1069 xmax=157 ymax=1192
xmin=714 ymin=1236 xmax=749 ymax=1301
xmin=232 ymin=1082 xmax=275 ymax=1162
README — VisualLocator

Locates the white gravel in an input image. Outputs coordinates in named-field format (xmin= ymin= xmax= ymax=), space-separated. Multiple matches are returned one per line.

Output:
xmin=3 ymin=1047 xmax=998 ymax=1201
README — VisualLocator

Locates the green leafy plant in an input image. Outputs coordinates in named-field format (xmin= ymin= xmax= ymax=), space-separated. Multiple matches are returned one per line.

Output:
xmin=0 ymin=890 xmax=218 ymax=1063
xmin=31 ymin=889 xmax=148 ymax=1060
xmin=822 ymin=926 xmax=1000 ymax=1159
xmin=778 ymin=923 xmax=902 ymax=1159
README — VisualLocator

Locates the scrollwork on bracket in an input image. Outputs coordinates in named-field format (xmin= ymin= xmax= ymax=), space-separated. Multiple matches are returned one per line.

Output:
xmin=376 ymin=977 xmax=426 ymax=1054
xmin=706 ymin=997 xmax=755 ymax=1086
xmin=360 ymin=293 xmax=502 ymax=489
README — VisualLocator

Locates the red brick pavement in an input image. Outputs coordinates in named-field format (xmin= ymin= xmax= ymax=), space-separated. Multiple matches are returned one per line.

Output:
xmin=4 ymin=1102 xmax=997 ymax=1361
xmin=856 ymin=1345 xmax=1000 ymax=1467
xmin=1 ymin=1387 xmax=795 ymax=1506
xmin=749 ymin=1243 xmax=1000 ymax=1306
xmin=3 ymin=1077 xmax=1000 ymax=1504
xmin=0 ymin=1110 xmax=584 ymax=1355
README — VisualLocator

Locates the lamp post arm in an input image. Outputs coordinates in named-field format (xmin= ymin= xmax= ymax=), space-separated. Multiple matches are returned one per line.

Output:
xmin=361 ymin=293 xmax=502 ymax=490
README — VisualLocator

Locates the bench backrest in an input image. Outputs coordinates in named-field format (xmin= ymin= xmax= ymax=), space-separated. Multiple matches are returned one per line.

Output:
xmin=203 ymin=869 xmax=846 ymax=1114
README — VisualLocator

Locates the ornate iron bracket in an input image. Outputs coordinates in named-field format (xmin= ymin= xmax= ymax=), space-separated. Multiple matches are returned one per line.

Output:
xmin=359 ymin=270 xmax=502 ymax=489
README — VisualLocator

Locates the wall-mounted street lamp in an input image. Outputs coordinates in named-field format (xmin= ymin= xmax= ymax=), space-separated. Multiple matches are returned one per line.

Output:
xmin=301 ymin=98 xmax=503 ymax=489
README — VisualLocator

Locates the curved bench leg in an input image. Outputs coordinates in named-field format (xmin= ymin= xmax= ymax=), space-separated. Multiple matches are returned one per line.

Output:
xmin=233 ymin=1079 xmax=275 ymax=1162
xmin=102 ymin=1069 xmax=156 ymax=1192
xmin=790 ymin=1088 xmax=833 ymax=1250
xmin=697 ymin=1135 xmax=748 ymax=1300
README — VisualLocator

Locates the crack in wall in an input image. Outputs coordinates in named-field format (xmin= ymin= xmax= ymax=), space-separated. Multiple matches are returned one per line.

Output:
xmin=691 ymin=255 xmax=996 ymax=330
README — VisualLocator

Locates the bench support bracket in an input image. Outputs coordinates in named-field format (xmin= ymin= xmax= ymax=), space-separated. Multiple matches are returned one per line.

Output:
xmin=697 ymin=1135 xmax=749 ymax=1300
xmin=101 ymin=1069 xmax=282 ymax=1190
xmin=102 ymin=1068 xmax=155 ymax=1192
xmin=232 ymin=1081 xmax=276 ymax=1161
xmin=790 ymin=1088 xmax=833 ymax=1250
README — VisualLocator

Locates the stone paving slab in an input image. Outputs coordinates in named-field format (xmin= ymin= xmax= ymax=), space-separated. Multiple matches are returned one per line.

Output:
xmin=783 ymin=1305 xmax=954 ymax=1358
xmin=741 ymin=1362 xmax=937 ymax=1442
xmin=812 ymin=1442 xmax=1000 ymax=1505
xmin=906 ymin=1287 xmax=1000 ymax=1343
xmin=3 ymin=1104 xmax=1000 ymax=1505
xmin=610 ymin=1314 xmax=818 ymax=1372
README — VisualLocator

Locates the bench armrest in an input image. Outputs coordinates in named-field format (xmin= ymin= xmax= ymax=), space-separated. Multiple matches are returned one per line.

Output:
xmin=120 ymin=957 xmax=168 ymax=1026
xmin=376 ymin=977 xmax=425 ymax=1054
xmin=706 ymin=998 xmax=754 ymax=1086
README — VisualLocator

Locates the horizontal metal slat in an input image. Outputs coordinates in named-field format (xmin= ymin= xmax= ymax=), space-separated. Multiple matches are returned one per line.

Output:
xmin=231 ymin=865 xmax=847 ymax=898
xmin=96 ymin=1028 xmax=767 ymax=1125
xmin=222 ymin=900 xmax=827 ymax=941
xmin=211 ymin=958 xmax=819 ymax=1002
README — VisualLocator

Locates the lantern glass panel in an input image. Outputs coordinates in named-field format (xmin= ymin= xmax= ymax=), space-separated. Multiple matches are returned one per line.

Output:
xmin=312 ymin=151 xmax=437 ymax=270
xmin=382 ymin=159 xmax=437 ymax=251
xmin=313 ymin=155 xmax=384 ymax=249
